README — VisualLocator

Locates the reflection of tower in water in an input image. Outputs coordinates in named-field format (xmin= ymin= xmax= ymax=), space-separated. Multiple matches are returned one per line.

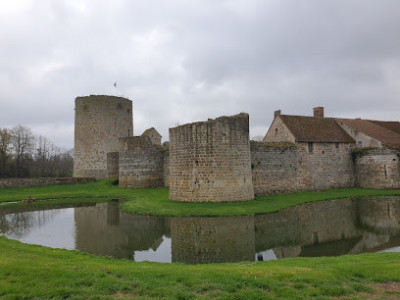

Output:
xmin=74 ymin=202 xmax=169 ymax=259
xmin=171 ymin=216 xmax=255 ymax=264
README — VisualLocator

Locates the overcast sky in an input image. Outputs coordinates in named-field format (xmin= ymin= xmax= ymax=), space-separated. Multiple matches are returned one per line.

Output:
xmin=1 ymin=0 xmax=400 ymax=149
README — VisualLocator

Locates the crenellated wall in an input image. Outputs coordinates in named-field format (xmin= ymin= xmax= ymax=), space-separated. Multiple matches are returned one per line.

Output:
xmin=168 ymin=113 xmax=254 ymax=202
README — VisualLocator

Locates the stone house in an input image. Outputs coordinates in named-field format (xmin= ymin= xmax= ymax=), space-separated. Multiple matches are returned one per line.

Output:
xmin=142 ymin=127 xmax=162 ymax=145
xmin=259 ymin=107 xmax=356 ymax=193
xmin=260 ymin=107 xmax=400 ymax=191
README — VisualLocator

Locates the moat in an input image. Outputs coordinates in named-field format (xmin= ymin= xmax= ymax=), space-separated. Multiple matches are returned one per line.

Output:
xmin=1 ymin=197 xmax=400 ymax=264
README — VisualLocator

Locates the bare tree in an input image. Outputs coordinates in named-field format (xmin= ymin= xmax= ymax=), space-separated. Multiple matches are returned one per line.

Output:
xmin=11 ymin=126 xmax=34 ymax=177
xmin=0 ymin=125 xmax=73 ymax=178
xmin=0 ymin=128 xmax=13 ymax=177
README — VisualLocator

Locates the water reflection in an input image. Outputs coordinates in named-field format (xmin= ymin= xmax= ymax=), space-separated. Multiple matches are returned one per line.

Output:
xmin=255 ymin=197 xmax=400 ymax=260
xmin=1 ymin=197 xmax=400 ymax=264
xmin=74 ymin=202 xmax=169 ymax=260
xmin=171 ymin=216 xmax=255 ymax=264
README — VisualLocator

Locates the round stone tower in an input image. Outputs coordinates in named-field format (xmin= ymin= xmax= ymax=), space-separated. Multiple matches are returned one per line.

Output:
xmin=169 ymin=113 xmax=254 ymax=202
xmin=74 ymin=95 xmax=133 ymax=179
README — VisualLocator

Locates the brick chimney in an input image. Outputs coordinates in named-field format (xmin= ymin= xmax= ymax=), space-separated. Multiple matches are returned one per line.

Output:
xmin=274 ymin=110 xmax=281 ymax=118
xmin=313 ymin=107 xmax=324 ymax=118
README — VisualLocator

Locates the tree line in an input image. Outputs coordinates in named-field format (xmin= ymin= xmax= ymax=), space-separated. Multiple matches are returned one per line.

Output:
xmin=0 ymin=126 xmax=73 ymax=178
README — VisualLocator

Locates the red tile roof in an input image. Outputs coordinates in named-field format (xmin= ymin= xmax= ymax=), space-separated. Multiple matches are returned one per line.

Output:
xmin=370 ymin=121 xmax=400 ymax=136
xmin=336 ymin=118 xmax=400 ymax=148
xmin=279 ymin=115 xmax=355 ymax=143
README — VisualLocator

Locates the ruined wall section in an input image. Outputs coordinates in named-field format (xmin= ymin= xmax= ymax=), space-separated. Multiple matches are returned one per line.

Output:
xmin=74 ymin=95 xmax=133 ymax=179
xmin=169 ymin=113 xmax=254 ymax=202
xmin=251 ymin=142 xmax=355 ymax=194
xmin=355 ymin=148 xmax=400 ymax=189
xmin=119 ymin=136 xmax=167 ymax=188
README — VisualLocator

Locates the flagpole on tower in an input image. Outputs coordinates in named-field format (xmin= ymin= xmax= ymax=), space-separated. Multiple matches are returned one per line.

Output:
xmin=114 ymin=82 xmax=118 ymax=96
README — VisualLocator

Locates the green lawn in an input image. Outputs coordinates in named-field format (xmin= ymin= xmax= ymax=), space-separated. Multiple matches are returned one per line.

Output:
xmin=1 ymin=178 xmax=400 ymax=216
xmin=0 ymin=237 xmax=399 ymax=299
xmin=1 ymin=180 xmax=400 ymax=298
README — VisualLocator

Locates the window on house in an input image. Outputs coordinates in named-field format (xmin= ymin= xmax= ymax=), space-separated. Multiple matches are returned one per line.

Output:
xmin=308 ymin=142 xmax=314 ymax=154
xmin=358 ymin=141 xmax=362 ymax=146
xmin=335 ymin=143 xmax=339 ymax=149
xmin=275 ymin=128 xmax=278 ymax=136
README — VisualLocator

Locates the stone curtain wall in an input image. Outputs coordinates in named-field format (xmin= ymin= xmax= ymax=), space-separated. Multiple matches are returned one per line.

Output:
xmin=251 ymin=142 xmax=355 ymax=194
xmin=298 ymin=142 xmax=355 ymax=190
xmin=74 ymin=95 xmax=133 ymax=179
xmin=118 ymin=136 xmax=167 ymax=188
xmin=170 ymin=216 xmax=255 ymax=264
xmin=163 ymin=149 xmax=170 ymax=187
xmin=355 ymin=148 xmax=400 ymax=189
xmin=0 ymin=177 xmax=95 ymax=189
xmin=169 ymin=113 xmax=254 ymax=202
xmin=251 ymin=142 xmax=302 ymax=195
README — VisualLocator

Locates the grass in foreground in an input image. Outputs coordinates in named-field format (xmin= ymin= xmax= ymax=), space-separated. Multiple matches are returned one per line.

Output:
xmin=1 ymin=179 xmax=400 ymax=216
xmin=0 ymin=237 xmax=399 ymax=299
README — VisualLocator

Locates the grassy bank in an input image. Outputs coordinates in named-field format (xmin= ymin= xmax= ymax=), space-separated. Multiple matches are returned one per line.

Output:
xmin=0 ymin=237 xmax=399 ymax=299
xmin=1 ymin=179 xmax=400 ymax=216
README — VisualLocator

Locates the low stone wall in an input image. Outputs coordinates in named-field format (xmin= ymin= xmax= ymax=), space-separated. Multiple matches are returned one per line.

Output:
xmin=0 ymin=177 xmax=96 ymax=189
xmin=355 ymin=148 xmax=400 ymax=189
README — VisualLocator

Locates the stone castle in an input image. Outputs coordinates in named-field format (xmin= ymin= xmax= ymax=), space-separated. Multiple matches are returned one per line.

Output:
xmin=74 ymin=96 xmax=400 ymax=202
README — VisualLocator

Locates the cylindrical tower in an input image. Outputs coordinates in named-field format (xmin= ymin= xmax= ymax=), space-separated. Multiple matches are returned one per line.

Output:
xmin=169 ymin=113 xmax=254 ymax=202
xmin=74 ymin=95 xmax=133 ymax=179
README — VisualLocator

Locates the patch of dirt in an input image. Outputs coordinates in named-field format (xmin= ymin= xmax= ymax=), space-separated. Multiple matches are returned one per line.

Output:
xmin=372 ymin=282 xmax=400 ymax=293
xmin=112 ymin=291 xmax=139 ymax=299
xmin=355 ymin=282 xmax=400 ymax=299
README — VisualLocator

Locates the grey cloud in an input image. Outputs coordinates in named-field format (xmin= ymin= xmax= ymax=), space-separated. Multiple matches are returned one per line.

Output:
xmin=1 ymin=0 xmax=400 ymax=148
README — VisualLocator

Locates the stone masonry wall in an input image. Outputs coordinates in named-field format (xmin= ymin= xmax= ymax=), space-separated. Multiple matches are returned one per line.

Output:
xmin=119 ymin=136 xmax=167 ymax=188
xmin=74 ymin=95 xmax=133 ymax=179
xmin=163 ymin=149 xmax=170 ymax=187
xmin=0 ymin=177 xmax=95 ymax=189
xmin=251 ymin=142 xmax=301 ymax=194
xmin=169 ymin=113 xmax=254 ymax=202
xmin=251 ymin=142 xmax=355 ymax=194
xmin=298 ymin=142 xmax=355 ymax=190
xmin=107 ymin=152 xmax=119 ymax=178
xmin=355 ymin=148 xmax=400 ymax=189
